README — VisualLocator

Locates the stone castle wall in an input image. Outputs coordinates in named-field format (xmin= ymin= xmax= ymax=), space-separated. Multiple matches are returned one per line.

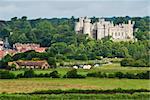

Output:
xmin=75 ymin=17 xmax=135 ymax=41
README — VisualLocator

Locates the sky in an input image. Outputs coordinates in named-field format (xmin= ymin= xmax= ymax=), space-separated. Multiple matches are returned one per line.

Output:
xmin=0 ymin=0 xmax=149 ymax=20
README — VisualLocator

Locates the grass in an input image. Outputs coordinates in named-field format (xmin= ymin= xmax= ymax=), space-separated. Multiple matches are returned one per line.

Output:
xmin=0 ymin=93 xmax=150 ymax=100
xmin=10 ymin=63 xmax=150 ymax=76
xmin=0 ymin=78 xmax=149 ymax=93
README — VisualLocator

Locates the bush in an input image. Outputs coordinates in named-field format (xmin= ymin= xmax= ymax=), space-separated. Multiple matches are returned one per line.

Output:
xmin=136 ymin=71 xmax=150 ymax=79
xmin=108 ymin=73 xmax=115 ymax=78
xmin=87 ymin=71 xmax=149 ymax=79
xmin=48 ymin=57 xmax=56 ymax=68
xmin=0 ymin=70 xmax=15 ymax=79
xmin=115 ymin=72 xmax=125 ymax=79
xmin=44 ymin=73 xmax=50 ymax=77
xmin=23 ymin=69 xmax=35 ymax=78
xmin=120 ymin=58 xmax=134 ymax=66
xmin=31 ymin=88 xmax=150 ymax=94
xmin=37 ymin=73 xmax=45 ymax=77
xmin=121 ymin=58 xmax=149 ymax=67
xmin=49 ymin=71 xmax=60 ymax=78
xmin=87 ymin=72 xmax=107 ymax=78
xmin=63 ymin=69 xmax=85 ymax=78
xmin=124 ymin=73 xmax=137 ymax=79
xmin=16 ymin=73 xmax=24 ymax=78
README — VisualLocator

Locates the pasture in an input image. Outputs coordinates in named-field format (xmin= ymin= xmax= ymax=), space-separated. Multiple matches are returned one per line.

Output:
xmin=0 ymin=78 xmax=149 ymax=93
xmin=10 ymin=63 xmax=150 ymax=76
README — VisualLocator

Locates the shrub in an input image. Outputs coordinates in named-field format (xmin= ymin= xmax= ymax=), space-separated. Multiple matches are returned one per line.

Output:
xmin=87 ymin=72 xmax=107 ymax=78
xmin=49 ymin=71 xmax=60 ymax=78
xmin=16 ymin=73 xmax=24 ymax=78
xmin=23 ymin=69 xmax=35 ymax=78
xmin=37 ymin=73 xmax=45 ymax=77
xmin=136 ymin=71 xmax=150 ymax=79
xmin=48 ymin=57 xmax=56 ymax=68
xmin=108 ymin=73 xmax=115 ymax=78
xmin=63 ymin=69 xmax=85 ymax=78
xmin=87 ymin=71 xmax=149 ymax=79
xmin=125 ymin=73 xmax=137 ymax=79
xmin=0 ymin=70 xmax=15 ymax=79
xmin=44 ymin=73 xmax=50 ymax=77
xmin=120 ymin=58 xmax=134 ymax=66
xmin=115 ymin=72 xmax=125 ymax=79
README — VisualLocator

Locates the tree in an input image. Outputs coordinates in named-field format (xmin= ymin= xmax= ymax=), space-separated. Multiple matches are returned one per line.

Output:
xmin=49 ymin=70 xmax=60 ymax=78
xmin=48 ymin=57 xmax=56 ymax=68
xmin=24 ymin=69 xmax=35 ymax=78
xmin=63 ymin=69 xmax=85 ymax=78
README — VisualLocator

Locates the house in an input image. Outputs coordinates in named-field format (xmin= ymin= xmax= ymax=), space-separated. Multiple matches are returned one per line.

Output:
xmin=13 ymin=43 xmax=47 ymax=53
xmin=8 ymin=60 xmax=50 ymax=69
xmin=0 ymin=50 xmax=5 ymax=60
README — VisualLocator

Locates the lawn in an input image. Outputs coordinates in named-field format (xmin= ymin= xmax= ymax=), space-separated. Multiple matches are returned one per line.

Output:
xmin=0 ymin=78 xmax=149 ymax=93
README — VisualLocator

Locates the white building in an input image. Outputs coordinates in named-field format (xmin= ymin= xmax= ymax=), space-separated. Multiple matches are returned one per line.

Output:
xmin=75 ymin=17 xmax=135 ymax=41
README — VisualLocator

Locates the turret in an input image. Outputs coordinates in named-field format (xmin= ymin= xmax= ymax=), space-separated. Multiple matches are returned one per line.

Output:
xmin=128 ymin=20 xmax=131 ymax=25
xmin=98 ymin=18 xmax=105 ymax=23
xmin=75 ymin=22 xmax=80 ymax=32
xmin=79 ymin=17 xmax=84 ymax=28
xmin=83 ymin=17 xmax=91 ymax=37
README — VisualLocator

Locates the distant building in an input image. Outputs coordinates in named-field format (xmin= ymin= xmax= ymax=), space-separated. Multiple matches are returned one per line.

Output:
xmin=13 ymin=43 xmax=47 ymax=53
xmin=0 ymin=40 xmax=4 ymax=50
xmin=0 ymin=50 xmax=5 ymax=59
xmin=3 ymin=37 xmax=11 ymax=49
xmin=8 ymin=60 xmax=50 ymax=69
xmin=75 ymin=17 xmax=136 ymax=41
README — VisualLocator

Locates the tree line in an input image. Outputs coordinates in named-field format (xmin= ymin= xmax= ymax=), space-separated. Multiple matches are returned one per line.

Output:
xmin=0 ymin=69 xmax=149 ymax=79
xmin=0 ymin=16 xmax=149 ymax=67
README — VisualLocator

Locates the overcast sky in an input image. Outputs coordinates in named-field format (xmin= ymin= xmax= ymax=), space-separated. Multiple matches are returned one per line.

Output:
xmin=0 ymin=0 xmax=149 ymax=20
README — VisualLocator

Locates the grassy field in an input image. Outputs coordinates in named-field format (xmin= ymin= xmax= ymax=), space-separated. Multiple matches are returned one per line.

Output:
xmin=10 ymin=63 xmax=150 ymax=76
xmin=0 ymin=93 xmax=150 ymax=100
xmin=0 ymin=78 xmax=149 ymax=93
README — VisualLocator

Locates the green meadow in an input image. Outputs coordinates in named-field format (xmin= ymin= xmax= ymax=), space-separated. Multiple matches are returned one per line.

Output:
xmin=10 ymin=63 xmax=150 ymax=76
xmin=0 ymin=78 xmax=149 ymax=93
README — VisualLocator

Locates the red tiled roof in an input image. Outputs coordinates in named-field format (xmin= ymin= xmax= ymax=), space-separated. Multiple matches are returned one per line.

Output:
xmin=16 ymin=60 xmax=48 ymax=67
xmin=0 ymin=50 xmax=5 ymax=59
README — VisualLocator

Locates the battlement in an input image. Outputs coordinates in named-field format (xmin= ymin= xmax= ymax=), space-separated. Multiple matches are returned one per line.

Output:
xmin=75 ymin=17 xmax=135 ymax=41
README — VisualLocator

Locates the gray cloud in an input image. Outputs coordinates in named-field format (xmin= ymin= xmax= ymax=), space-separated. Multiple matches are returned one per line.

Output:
xmin=0 ymin=0 xmax=149 ymax=20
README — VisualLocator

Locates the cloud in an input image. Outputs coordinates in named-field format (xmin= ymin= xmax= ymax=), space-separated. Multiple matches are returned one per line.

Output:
xmin=0 ymin=0 xmax=149 ymax=20
xmin=0 ymin=4 xmax=18 ymax=13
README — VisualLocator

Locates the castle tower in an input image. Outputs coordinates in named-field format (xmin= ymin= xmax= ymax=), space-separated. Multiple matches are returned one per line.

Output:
xmin=75 ymin=17 xmax=84 ymax=33
xmin=75 ymin=17 xmax=135 ymax=42
xmin=96 ymin=18 xmax=106 ymax=39
xmin=127 ymin=20 xmax=134 ymax=39
xmin=74 ymin=22 xmax=80 ymax=32
xmin=83 ymin=17 xmax=92 ymax=37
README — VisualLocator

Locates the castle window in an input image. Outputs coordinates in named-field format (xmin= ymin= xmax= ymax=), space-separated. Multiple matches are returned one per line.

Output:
xmin=122 ymin=32 xmax=124 ymax=36
xmin=115 ymin=32 xmax=117 ymax=36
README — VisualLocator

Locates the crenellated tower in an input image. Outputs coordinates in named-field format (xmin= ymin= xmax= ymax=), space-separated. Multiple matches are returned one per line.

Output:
xmin=75 ymin=17 xmax=135 ymax=41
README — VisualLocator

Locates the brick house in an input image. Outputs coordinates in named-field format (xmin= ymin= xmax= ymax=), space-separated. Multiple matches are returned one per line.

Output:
xmin=8 ymin=60 xmax=50 ymax=69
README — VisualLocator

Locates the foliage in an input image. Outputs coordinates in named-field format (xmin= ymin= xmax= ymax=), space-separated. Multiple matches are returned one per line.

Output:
xmin=31 ymin=88 xmax=150 ymax=94
xmin=63 ymin=69 xmax=85 ymax=78
xmin=23 ymin=69 xmax=35 ymax=78
xmin=87 ymin=71 xmax=150 ymax=79
xmin=0 ymin=16 xmax=149 ymax=67
xmin=49 ymin=70 xmax=60 ymax=78
xmin=0 ymin=70 xmax=15 ymax=79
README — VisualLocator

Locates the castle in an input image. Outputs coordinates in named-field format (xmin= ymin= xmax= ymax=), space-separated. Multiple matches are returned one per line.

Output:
xmin=75 ymin=17 xmax=135 ymax=41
